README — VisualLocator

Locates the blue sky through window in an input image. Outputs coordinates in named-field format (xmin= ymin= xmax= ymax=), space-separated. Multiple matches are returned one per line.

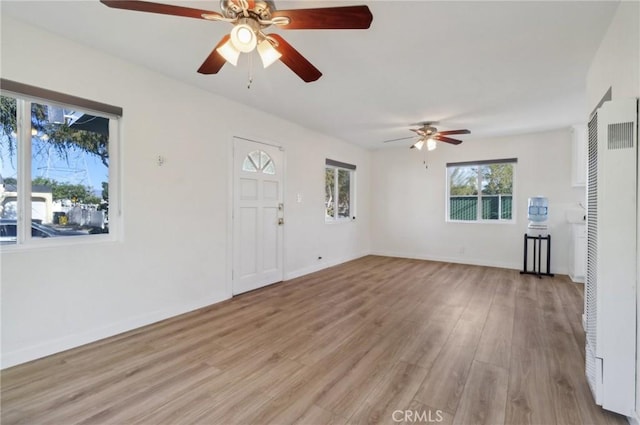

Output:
xmin=0 ymin=135 xmax=107 ymax=196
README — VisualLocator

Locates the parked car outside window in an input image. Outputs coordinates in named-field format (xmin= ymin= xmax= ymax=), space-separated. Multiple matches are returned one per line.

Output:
xmin=0 ymin=219 xmax=87 ymax=245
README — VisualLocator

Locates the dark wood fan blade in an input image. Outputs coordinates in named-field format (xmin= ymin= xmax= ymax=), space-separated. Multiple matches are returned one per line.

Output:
xmin=100 ymin=0 xmax=222 ymax=20
xmin=383 ymin=136 xmax=416 ymax=143
xmin=436 ymin=129 xmax=471 ymax=136
xmin=434 ymin=135 xmax=463 ymax=145
xmin=197 ymin=35 xmax=230 ymax=75
xmin=272 ymin=6 xmax=373 ymax=29
xmin=269 ymin=34 xmax=322 ymax=82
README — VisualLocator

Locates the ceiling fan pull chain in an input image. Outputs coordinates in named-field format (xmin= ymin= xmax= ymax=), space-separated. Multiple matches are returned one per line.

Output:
xmin=247 ymin=52 xmax=254 ymax=89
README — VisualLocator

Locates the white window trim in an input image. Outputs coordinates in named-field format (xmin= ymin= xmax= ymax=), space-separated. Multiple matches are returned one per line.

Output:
xmin=445 ymin=159 xmax=516 ymax=224
xmin=1 ymin=91 xmax=122 ymax=250
xmin=325 ymin=163 xmax=356 ymax=223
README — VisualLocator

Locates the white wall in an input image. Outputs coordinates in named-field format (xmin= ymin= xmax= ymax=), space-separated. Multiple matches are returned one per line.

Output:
xmin=370 ymin=129 xmax=584 ymax=274
xmin=586 ymin=2 xmax=640 ymax=422
xmin=0 ymin=16 xmax=370 ymax=368
xmin=586 ymin=1 xmax=640 ymax=112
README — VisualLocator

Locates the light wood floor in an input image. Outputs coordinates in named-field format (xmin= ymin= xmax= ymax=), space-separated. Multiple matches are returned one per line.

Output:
xmin=1 ymin=256 xmax=627 ymax=425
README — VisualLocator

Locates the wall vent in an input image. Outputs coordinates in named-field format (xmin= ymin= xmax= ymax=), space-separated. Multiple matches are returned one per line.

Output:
xmin=607 ymin=122 xmax=634 ymax=149
xmin=586 ymin=112 xmax=598 ymax=350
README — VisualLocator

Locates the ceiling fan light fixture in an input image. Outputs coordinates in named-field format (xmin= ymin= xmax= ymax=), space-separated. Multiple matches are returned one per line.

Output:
xmin=100 ymin=1 xmax=374 ymax=82
xmin=413 ymin=139 xmax=425 ymax=150
xmin=216 ymin=39 xmax=241 ymax=66
xmin=427 ymin=138 xmax=437 ymax=151
xmin=230 ymin=22 xmax=257 ymax=53
xmin=257 ymin=39 xmax=282 ymax=68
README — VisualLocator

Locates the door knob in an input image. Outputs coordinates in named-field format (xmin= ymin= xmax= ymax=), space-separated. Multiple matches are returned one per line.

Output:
xmin=278 ymin=218 xmax=284 ymax=225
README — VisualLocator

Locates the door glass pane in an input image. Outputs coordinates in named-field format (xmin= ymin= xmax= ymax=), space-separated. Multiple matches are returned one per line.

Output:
xmin=245 ymin=150 xmax=274 ymax=174
xmin=259 ymin=151 xmax=270 ymax=169
xmin=30 ymin=102 xmax=110 ymax=237
xmin=262 ymin=160 xmax=275 ymax=175
xmin=249 ymin=151 xmax=261 ymax=168
xmin=337 ymin=169 xmax=350 ymax=218
xmin=242 ymin=157 xmax=257 ymax=172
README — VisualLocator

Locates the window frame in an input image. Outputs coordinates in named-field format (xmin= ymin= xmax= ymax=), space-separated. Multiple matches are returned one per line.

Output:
xmin=1 ymin=83 xmax=121 ymax=249
xmin=325 ymin=159 xmax=356 ymax=223
xmin=446 ymin=158 xmax=516 ymax=224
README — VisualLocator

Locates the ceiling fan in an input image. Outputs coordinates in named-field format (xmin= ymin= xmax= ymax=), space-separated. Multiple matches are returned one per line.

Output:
xmin=100 ymin=0 xmax=373 ymax=83
xmin=383 ymin=122 xmax=471 ymax=151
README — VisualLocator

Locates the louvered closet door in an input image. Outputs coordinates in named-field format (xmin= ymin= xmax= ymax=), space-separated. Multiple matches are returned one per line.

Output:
xmin=585 ymin=111 xmax=599 ymax=402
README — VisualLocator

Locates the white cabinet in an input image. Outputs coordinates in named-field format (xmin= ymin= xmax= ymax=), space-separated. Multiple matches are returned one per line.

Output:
xmin=571 ymin=124 xmax=587 ymax=187
xmin=569 ymin=223 xmax=586 ymax=283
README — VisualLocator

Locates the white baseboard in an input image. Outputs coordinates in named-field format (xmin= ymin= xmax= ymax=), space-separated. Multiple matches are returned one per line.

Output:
xmin=569 ymin=273 xmax=585 ymax=283
xmin=1 ymin=295 xmax=228 ymax=369
xmin=371 ymin=250 xmax=570 ymax=275
xmin=370 ymin=250 xmax=522 ymax=271
xmin=284 ymin=252 xmax=369 ymax=281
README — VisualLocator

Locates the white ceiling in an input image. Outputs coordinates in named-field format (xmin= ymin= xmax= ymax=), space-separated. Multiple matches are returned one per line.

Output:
xmin=1 ymin=0 xmax=618 ymax=149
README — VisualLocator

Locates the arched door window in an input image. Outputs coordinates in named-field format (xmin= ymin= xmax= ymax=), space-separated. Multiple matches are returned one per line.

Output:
xmin=242 ymin=150 xmax=275 ymax=175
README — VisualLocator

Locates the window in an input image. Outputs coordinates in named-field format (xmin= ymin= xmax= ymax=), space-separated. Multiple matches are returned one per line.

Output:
xmin=0 ymin=79 xmax=121 ymax=247
xmin=242 ymin=150 xmax=275 ymax=174
xmin=325 ymin=159 xmax=355 ymax=221
xmin=447 ymin=158 xmax=516 ymax=222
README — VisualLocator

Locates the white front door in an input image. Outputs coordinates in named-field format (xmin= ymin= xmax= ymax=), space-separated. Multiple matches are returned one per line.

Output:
xmin=232 ymin=137 xmax=284 ymax=295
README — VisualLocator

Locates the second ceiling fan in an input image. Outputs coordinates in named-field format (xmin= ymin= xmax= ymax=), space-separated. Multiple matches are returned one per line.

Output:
xmin=100 ymin=0 xmax=373 ymax=82
xmin=383 ymin=122 xmax=471 ymax=150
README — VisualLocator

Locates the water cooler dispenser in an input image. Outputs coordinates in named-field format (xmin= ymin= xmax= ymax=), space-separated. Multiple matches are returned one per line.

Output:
xmin=527 ymin=196 xmax=548 ymax=236
xmin=521 ymin=196 xmax=553 ymax=277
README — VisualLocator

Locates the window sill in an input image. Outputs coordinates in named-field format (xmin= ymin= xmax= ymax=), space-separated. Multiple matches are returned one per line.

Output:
xmin=0 ymin=234 xmax=118 ymax=253
xmin=325 ymin=218 xmax=354 ymax=224
xmin=446 ymin=219 xmax=516 ymax=225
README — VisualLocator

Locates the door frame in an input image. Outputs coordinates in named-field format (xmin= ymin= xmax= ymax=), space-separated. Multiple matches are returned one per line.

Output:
xmin=226 ymin=135 xmax=286 ymax=297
